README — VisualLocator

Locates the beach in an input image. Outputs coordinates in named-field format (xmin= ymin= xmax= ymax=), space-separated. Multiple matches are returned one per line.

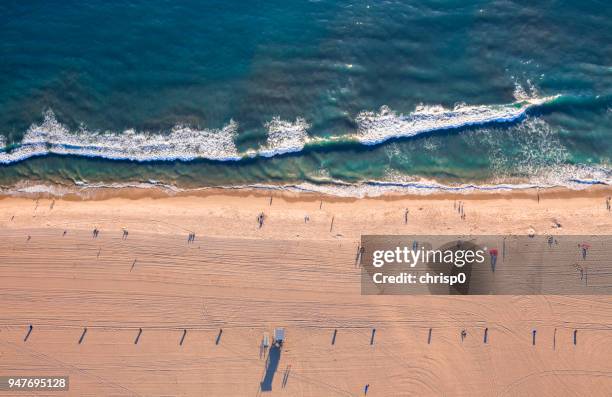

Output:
xmin=1 ymin=187 xmax=612 ymax=396
xmin=1 ymin=1 xmax=611 ymax=395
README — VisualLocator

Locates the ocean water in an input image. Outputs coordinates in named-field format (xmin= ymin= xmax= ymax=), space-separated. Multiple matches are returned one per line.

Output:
xmin=1 ymin=1 xmax=611 ymax=195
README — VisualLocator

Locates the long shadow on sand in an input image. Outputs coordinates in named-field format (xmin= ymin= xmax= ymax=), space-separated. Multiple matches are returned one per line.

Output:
xmin=260 ymin=345 xmax=281 ymax=391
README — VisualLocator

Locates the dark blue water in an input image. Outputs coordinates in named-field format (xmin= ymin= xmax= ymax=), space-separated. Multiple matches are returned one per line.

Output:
xmin=1 ymin=1 xmax=611 ymax=193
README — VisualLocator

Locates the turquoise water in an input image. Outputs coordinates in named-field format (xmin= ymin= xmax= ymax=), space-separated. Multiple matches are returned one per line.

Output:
xmin=1 ymin=1 xmax=611 ymax=193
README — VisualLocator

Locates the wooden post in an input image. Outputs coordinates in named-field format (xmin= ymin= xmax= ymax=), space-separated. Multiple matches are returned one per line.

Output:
xmin=24 ymin=325 xmax=33 ymax=342
xmin=78 ymin=328 xmax=87 ymax=344
xmin=135 ymin=328 xmax=142 ymax=344
xmin=216 ymin=329 xmax=223 ymax=345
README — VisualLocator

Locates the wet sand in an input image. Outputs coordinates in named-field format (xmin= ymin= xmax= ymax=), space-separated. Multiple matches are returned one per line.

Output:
xmin=1 ymin=188 xmax=612 ymax=396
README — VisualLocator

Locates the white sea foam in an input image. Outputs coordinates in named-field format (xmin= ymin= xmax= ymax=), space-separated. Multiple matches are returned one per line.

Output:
xmin=289 ymin=180 xmax=540 ymax=197
xmin=527 ymin=164 xmax=612 ymax=189
xmin=289 ymin=166 xmax=611 ymax=198
xmin=460 ymin=117 xmax=570 ymax=184
xmin=0 ymin=180 xmax=181 ymax=198
xmin=353 ymin=96 xmax=554 ymax=145
xmin=258 ymin=116 xmax=311 ymax=157
xmin=0 ymin=110 xmax=241 ymax=164
xmin=2 ymin=162 xmax=609 ymax=199
xmin=513 ymin=80 xmax=539 ymax=101
xmin=0 ymin=95 xmax=558 ymax=165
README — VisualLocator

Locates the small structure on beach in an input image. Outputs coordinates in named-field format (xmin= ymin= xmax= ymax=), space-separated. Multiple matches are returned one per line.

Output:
xmin=273 ymin=328 xmax=285 ymax=347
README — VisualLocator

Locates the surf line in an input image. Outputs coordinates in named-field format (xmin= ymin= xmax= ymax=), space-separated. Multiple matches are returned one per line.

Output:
xmin=0 ymin=97 xmax=558 ymax=165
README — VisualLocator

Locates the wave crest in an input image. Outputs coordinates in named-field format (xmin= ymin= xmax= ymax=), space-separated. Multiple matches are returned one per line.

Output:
xmin=1 ymin=96 xmax=557 ymax=165
xmin=258 ymin=116 xmax=310 ymax=157
xmin=353 ymin=96 xmax=553 ymax=145
xmin=0 ymin=110 xmax=241 ymax=163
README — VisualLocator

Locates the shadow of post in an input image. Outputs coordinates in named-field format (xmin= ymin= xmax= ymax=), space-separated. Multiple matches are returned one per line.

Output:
xmin=260 ymin=345 xmax=281 ymax=391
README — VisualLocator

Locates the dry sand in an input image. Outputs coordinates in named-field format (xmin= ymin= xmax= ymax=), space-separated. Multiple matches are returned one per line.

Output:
xmin=1 ymin=188 xmax=612 ymax=396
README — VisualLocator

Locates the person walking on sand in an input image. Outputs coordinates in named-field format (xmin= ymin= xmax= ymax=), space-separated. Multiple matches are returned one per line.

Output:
xmin=580 ymin=243 xmax=590 ymax=260
xmin=404 ymin=208 xmax=409 ymax=224
xmin=489 ymin=248 xmax=498 ymax=272
xmin=364 ymin=384 xmax=370 ymax=395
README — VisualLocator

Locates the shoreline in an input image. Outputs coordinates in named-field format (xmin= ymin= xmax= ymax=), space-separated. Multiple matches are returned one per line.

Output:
xmin=1 ymin=178 xmax=611 ymax=202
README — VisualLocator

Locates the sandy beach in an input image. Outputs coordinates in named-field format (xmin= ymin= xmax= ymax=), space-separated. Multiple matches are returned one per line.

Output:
xmin=1 ymin=187 xmax=612 ymax=396
xmin=3 ymin=1 xmax=611 ymax=395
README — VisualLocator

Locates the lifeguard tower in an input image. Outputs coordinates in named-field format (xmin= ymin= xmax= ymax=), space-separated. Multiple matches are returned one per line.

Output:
xmin=273 ymin=328 xmax=285 ymax=347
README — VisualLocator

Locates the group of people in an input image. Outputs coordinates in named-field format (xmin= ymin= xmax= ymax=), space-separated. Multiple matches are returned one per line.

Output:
xmin=454 ymin=201 xmax=466 ymax=220
xmin=187 ymin=232 xmax=196 ymax=243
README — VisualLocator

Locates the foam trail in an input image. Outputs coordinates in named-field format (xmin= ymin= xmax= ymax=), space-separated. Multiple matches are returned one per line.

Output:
xmin=0 ymin=96 xmax=558 ymax=165
xmin=353 ymin=97 xmax=554 ymax=145
xmin=0 ymin=110 xmax=241 ymax=164
xmin=512 ymin=80 xmax=539 ymax=101
xmin=3 ymin=164 xmax=609 ymax=199
xmin=258 ymin=117 xmax=310 ymax=157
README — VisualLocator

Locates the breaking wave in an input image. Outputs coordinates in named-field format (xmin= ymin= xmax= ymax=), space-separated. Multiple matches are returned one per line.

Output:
xmin=0 ymin=95 xmax=559 ymax=165
xmin=0 ymin=110 xmax=242 ymax=163
xmin=353 ymin=96 xmax=553 ymax=145
xmin=258 ymin=116 xmax=310 ymax=157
